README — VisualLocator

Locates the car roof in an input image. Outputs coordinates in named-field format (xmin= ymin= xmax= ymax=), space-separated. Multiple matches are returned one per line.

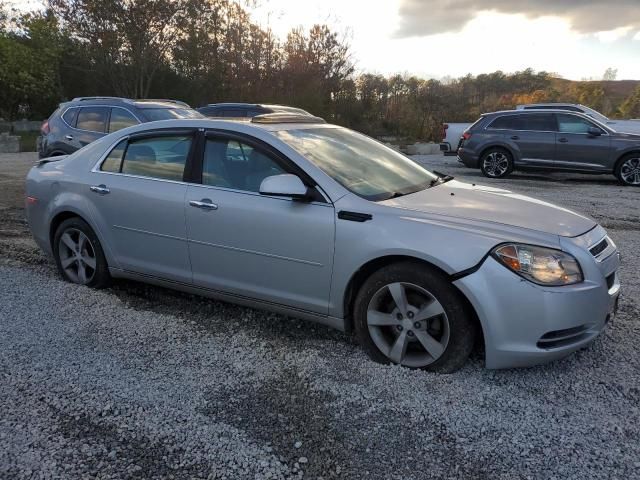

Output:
xmin=200 ymin=102 xmax=308 ymax=112
xmin=483 ymin=109 xmax=593 ymax=117
xmin=61 ymin=97 xmax=191 ymax=109
xmin=517 ymin=103 xmax=583 ymax=108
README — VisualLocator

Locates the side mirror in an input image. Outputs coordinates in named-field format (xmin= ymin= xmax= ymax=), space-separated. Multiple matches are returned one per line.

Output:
xmin=259 ymin=174 xmax=310 ymax=200
xmin=587 ymin=127 xmax=602 ymax=137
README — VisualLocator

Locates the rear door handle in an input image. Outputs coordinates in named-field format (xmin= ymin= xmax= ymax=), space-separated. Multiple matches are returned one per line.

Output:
xmin=510 ymin=135 xmax=519 ymax=140
xmin=90 ymin=184 xmax=110 ymax=195
xmin=65 ymin=135 xmax=73 ymax=141
xmin=558 ymin=137 xmax=569 ymax=143
xmin=189 ymin=199 xmax=218 ymax=210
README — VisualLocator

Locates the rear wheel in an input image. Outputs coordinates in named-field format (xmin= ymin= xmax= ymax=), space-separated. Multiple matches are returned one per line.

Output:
xmin=353 ymin=262 xmax=476 ymax=373
xmin=615 ymin=154 xmax=640 ymax=186
xmin=480 ymin=148 xmax=513 ymax=178
xmin=53 ymin=217 xmax=111 ymax=288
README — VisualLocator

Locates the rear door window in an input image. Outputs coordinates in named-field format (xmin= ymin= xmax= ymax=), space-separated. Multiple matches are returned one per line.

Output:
xmin=120 ymin=134 xmax=192 ymax=181
xmin=109 ymin=108 xmax=139 ymax=133
xmin=100 ymin=140 xmax=127 ymax=172
xmin=519 ymin=114 xmax=556 ymax=132
xmin=76 ymin=107 xmax=109 ymax=133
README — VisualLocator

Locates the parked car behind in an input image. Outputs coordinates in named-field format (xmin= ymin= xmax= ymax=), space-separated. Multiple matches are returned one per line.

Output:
xmin=457 ymin=109 xmax=640 ymax=186
xmin=440 ymin=102 xmax=640 ymax=155
xmin=26 ymin=114 xmax=621 ymax=372
xmin=197 ymin=102 xmax=312 ymax=118
xmin=38 ymin=97 xmax=202 ymax=158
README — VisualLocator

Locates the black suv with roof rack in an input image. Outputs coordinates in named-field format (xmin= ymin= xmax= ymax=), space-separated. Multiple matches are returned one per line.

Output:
xmin=197 ymin=102 xmax=312 ymax=118
xmin=37 ymin=97 xmax=202 ymax=158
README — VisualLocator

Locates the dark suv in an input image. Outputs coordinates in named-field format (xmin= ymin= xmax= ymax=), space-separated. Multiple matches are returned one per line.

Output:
xmin=458 ymin=110 xmax=640 ymax=186
xmin=197 ymin=103 xmax=311 ymax=118
xmin=38 ymin=97 xmax=202 ymax=158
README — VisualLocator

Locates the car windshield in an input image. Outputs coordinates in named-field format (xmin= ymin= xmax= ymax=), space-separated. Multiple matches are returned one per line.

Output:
xmin=142 ymin=108 xmax=202 ymax=121
xmin=276 ymin=127 xmax=438 ymax=201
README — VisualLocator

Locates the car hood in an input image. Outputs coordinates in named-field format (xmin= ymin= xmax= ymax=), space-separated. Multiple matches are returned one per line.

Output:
xmin=380 ymin=180 xmax=596 ymax=237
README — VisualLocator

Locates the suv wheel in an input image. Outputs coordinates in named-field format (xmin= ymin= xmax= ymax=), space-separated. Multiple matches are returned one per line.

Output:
xmin=480 ymin=148 xmax=513 ymax=178
xmin=53 ymin=217 xmax=111 ymax=288
xmin=353 ymin=262 xmax=476 ymax=373
xmin=615 ymin=154 xmax=640 ymax=186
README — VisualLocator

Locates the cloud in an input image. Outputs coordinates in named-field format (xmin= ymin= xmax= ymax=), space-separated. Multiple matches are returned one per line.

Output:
xmin=394 ymin=0 xmax=640 ymax=37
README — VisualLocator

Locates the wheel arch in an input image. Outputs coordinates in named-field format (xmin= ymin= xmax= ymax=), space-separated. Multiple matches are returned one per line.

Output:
xmin=342 ymin=255 xmax=485 ymax=354
xmin=615 ymin=150 xmax=640 ymax=168
xmin=478 ymin=143 xmax=517 ymax=163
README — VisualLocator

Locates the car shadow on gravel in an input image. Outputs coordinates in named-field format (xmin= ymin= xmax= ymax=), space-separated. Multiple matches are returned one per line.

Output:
xmin=50 ymin=406 xmax=207 ymax=479
xmin=201 ymin=366 xmax=493 ymax=479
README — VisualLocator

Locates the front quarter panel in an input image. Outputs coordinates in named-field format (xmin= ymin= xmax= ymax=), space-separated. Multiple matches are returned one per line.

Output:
xmin=328 ymin=193 xmax=562 ymax=319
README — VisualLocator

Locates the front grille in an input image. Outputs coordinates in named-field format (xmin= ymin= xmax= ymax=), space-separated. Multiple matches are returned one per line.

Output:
xmin=590 ymin=238 xmax=609 ymax=257
xmin=537 ymin=325 xmax=591 ymax=349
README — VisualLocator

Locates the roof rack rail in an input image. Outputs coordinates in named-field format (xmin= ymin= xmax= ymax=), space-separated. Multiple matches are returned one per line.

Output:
xmin=251 ymin=113 xmax=325 ymax=124
xmin=136 ymin=99 xmax=191 ymax=108
xmin=71 ymin=96 xmax=131 ymax=102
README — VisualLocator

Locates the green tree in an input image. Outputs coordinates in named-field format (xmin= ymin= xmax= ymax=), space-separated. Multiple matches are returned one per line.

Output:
xmin=619 ymin=85 xmax=640 ymax=118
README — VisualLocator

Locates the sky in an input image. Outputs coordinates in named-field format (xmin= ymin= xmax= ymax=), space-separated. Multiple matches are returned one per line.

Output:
xmin=249 ymin=0 xmax=640 ymax=80
xmin=8 ymin=0 xmax=640 ymax=80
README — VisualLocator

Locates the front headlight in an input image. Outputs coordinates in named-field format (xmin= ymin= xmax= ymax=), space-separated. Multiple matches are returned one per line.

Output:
xmin=492 ymin=243 xmax=583 ymax=286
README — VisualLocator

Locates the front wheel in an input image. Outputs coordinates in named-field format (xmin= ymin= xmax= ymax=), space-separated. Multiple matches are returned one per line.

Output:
xmin=353 ymin=262 xmax=476 ymax=373
xmin=480 ymin=148 xmax=513 ymax=178
xmin=53 ymin=217 xmax=111 ymax=288
xmin=615 ymin=154 xmax=640 ymax=186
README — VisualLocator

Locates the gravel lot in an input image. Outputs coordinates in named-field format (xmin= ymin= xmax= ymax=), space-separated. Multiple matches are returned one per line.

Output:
xmin=1 ymin=152 xmax=638 ymax=479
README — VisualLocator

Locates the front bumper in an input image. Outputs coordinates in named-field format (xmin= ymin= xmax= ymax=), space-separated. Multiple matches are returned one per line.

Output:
xmin=454 ymin=228 xmax=621 ymax=369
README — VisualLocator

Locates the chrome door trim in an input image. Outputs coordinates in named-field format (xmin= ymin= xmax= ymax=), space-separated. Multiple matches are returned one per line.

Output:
xmin=61 ymin=105 xmax=142 ymax=134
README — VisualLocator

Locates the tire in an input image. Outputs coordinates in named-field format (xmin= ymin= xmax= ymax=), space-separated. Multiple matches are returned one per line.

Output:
xmin=480 ymin=148 xmax=513 ymax=179
xmin=614 ymin=154 xmax=640 ymax=186
xmin=53 ymin=217 xmax=111 ymax=288
xmin=353 ymin=262 xmax=476 ymax=373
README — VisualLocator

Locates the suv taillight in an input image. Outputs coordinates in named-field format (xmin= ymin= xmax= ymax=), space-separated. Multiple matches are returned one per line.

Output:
xmin=41 ymin=120 xmax=50 ymax=135
xmin=442 ymin=123 xmax=448 ymax=141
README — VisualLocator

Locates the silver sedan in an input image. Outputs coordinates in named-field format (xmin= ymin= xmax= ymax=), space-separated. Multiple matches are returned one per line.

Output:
xmin=25 ymin=114 xmax=621 ymax=371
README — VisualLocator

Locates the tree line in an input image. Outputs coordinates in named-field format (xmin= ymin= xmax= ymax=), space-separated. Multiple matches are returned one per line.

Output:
xmin=2 ymin=0 xmax=640 ymax=141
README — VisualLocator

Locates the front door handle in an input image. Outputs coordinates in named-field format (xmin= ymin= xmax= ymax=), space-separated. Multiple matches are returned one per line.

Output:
xmin=65 ymin=134 xmax=73 ymax=141
xmin=90 ymin=184 xmax=110 ymax=195
xmin=558 ymin=137 xmax=569 ymax=143
xmin=510 ymin=135 xmax=519 ymax=140
xmin=189 ymin=199 xmax=218 ymax=210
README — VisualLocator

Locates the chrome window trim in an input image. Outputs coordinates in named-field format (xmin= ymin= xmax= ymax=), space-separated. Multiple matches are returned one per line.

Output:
xmin=90 ymin=134 xmax=333 ymax=205
xmin=485 ymin=112 xmax=609 ymax=136
xmin=61 ymin=105 xmax=142 ymax=134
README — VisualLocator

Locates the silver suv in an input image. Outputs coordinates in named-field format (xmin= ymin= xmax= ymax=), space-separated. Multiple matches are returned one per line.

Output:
xmin=457 ymin=110 xmax=640 ymax=186
xmin=26 ymin=115 xmax=621 ymax=371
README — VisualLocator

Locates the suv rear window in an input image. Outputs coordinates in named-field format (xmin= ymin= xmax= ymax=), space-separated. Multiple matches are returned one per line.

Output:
xmin=62 ymin=107 xmax=78 ymax=127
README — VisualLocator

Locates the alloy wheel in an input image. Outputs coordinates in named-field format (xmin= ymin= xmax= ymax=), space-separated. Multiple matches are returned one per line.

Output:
xmin=58 ymin=228 xmax=97 ymax=285
xmin=366 ymin=282 xmax=450 ymax=368
xmin=482 ymin=152 xmax=509 ymax=177
xmin=620 ymin=157 xmax=640 ymax=185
